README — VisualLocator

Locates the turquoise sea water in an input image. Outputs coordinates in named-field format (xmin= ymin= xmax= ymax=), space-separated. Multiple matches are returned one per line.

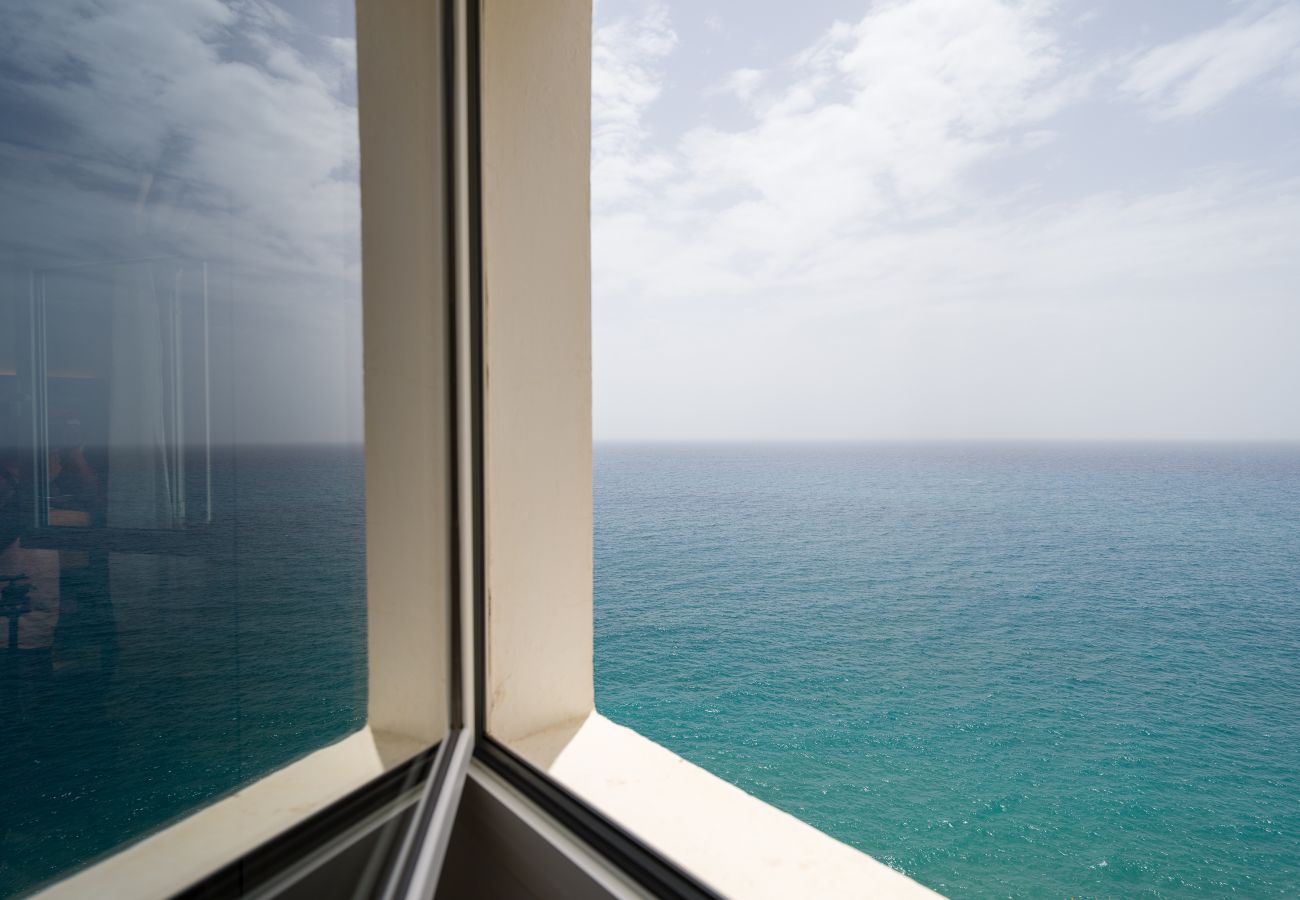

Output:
xmin=0 ymin=447 xmax=367 ymax=897
xmin=5 ymin=442 xmax=1297 ymax=897
xmin=594 ymin=443 xmax=1300 ymax=897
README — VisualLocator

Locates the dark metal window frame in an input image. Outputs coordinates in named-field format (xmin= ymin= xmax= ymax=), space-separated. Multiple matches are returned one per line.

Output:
xmin=174 ymin=748 xmax=438 ymax=900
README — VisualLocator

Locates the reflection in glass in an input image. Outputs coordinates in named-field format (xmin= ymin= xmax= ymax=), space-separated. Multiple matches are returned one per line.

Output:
xmin=32 ymin=259 xmax=212 ymax=531
xmin=0 ymin=1 xmax=365 ymax=894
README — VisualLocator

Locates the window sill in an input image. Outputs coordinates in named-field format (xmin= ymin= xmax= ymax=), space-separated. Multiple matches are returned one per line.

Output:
xmin=511 ymin=713 xmax=941 ymax=899
xmin=35 ymin=726 xmax=425 ymax=900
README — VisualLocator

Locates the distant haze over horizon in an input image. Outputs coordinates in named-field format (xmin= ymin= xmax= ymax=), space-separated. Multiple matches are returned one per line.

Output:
xmin=591 ymin=0 xmax=1300 ymax=442
xmin=592 ymin=437 xmax=1300 ymax=445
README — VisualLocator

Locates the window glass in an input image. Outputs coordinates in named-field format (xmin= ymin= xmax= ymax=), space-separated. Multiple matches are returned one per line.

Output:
xmin=0 ymin=1 xmax=365 ymax=894
xmin=593 ymin=1 xmax=1300 ymax=896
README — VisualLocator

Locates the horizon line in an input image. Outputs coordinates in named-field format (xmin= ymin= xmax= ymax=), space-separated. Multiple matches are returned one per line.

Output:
xmin=591 ymin=437 xmax=1300 ymax=445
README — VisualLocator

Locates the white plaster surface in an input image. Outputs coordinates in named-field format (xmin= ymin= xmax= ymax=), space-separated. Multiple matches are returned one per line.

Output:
xmin=358 ymin=0 xmax=452 ymax=747
xmin=517 ymin=713 xmax=944 ymax=900
xmin=481 ymin=0 xmax=596 ymax=744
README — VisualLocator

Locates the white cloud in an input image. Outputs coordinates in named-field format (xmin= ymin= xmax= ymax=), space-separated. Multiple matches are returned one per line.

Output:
xmin=1281 ymin=50 xmax=1300 ymax=97
xmin=1122 ymin=3 xmax=1300 ymax=117
xmin=592 ymin=0 xmax=1300 ymax=441
xmin=716 ymin=67 xmax=765 ymax=102
xmin=691 ymin=0 xmax=1068 ymax=227
xmin=592 ymin=0 xmax=678 ymax=208
xmin=0 ymin=0 xmax=360 ymax=282
xmin=594 ymin=0 xmax=1075 ymax=317
xmin=0 ymin=0 xmax=364 ymax=442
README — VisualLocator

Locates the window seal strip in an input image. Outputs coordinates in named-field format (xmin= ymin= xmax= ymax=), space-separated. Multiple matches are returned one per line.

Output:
xmin=379 ymin=728 xmax=472 ymax=900
xmin=444 ymin=0 xmax=466 ymax=739
xmin=466 ymin=0 xmax=487 ymax=744
xmin=474 ymin=738 xmax=725 ymax=900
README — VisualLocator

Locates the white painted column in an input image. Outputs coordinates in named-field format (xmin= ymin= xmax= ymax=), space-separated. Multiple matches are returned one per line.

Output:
xmin=480 ymin=0 xmax=595 ymax=745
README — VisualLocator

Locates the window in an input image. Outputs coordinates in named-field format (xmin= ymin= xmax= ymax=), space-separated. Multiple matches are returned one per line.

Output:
xmin=1 ymin=0 xmax=453 ymax=895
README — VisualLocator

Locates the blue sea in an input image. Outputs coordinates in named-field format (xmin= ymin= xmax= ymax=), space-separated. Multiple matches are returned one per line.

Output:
xmin=0 ymin=446 xmax=367 ymax=898
xmin=594 ymin=443 xmax=1300 ymax=897
xmin=4 ymin=442 xmax=1298 ymax=898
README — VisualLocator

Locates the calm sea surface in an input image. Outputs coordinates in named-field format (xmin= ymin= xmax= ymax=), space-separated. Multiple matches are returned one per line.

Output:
xmin=594 ymin=443 xmax=1300 ymax=897
xmin=5 ymin=443 xmax=1297 ymax=897
xmin=0 ymin=446 xmax=367 ymax=897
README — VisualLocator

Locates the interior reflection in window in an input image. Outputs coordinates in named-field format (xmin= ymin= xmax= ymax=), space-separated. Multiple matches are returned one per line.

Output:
xmin=0 ymin=2 xmax=366 ymax=894
xmin=32 ymin=259 xmax=212 ymax=531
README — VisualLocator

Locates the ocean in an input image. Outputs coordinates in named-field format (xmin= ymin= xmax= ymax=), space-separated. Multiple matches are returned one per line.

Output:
xmin=0 ymin=446 xmax=367 ymax=898
xmin=594 ymin=442 xmax=1300 ymax=897
xmin=4 ymin=442 xmax=1298 ymax=897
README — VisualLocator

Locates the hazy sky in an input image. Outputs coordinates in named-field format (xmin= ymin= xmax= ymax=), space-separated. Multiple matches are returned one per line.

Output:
xmin=0 ymin=0 xmax=361 ymax=445
xmin=591 ymin=0 xmax=1300 ymax=441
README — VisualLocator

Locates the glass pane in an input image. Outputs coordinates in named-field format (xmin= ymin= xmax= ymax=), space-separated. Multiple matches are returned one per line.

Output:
xmin=1 ymin=1 xmax=366 ymax=894
xmin=36 ymin=260 xmax=212 ymax=530
xmin=592 ymin=1 xmax=1300 ymax=897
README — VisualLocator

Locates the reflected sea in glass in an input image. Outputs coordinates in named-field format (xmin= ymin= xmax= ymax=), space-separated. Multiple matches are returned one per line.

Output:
xmin=595 ymin=442 xmax=1300 ymax=897
xmin=0 ymin=446 xmax=366 ymax=897
xmin=0 ymin=0 xmax=366 ymax=894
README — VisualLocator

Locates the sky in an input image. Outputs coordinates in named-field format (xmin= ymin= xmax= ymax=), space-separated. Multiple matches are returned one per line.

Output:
xmin=591 ymin=0 xmax=1300 ymax=442
xmin=0 ymin=0 xmax=362 ymax=445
